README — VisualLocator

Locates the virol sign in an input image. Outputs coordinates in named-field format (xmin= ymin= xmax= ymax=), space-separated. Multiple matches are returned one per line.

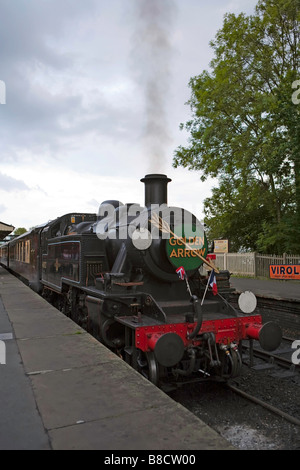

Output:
xmin=269 ymin=264 xmax=300 ymax=280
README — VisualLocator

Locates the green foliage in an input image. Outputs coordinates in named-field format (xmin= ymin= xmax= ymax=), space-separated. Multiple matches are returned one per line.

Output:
xmin=174 ymin=0 xmax=300 ymax=254
xmin=13 ymin=227 xmax=27 ymax=236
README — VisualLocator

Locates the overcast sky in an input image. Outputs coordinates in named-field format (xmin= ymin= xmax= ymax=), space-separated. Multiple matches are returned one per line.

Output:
xmin=0 ymin=0 xmax=258 ymax=230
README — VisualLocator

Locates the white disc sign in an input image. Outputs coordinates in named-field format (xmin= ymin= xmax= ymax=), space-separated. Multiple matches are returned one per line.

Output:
xmin=238 ymin=291 xmax=257 ymax=314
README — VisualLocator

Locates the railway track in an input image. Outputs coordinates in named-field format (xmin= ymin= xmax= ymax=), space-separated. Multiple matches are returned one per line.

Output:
xmin=242 ymin=336 xmax=300 ymax=373
xmin=227 ymin=382 xmax=300 ymax=427
xmin=170 ymin=297 xmax=300 ymax=449
xmin=226 ymin=336 xmax=300 ymax=431
xmin=170 ymin=366 xmax=300 ymax=449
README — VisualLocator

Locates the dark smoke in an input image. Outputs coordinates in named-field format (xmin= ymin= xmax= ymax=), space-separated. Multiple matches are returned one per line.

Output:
xmin=131 ymin=0 xmax=177 ymax=172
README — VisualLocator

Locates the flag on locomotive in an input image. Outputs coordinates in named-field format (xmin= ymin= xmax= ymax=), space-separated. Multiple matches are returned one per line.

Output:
xmin=176 ymin=266 xmax=186 ymax=280
xmin=176 ymin=266 xmax=193 ymax=297
xmin=209 ymin=269 xmax=218 ymax=296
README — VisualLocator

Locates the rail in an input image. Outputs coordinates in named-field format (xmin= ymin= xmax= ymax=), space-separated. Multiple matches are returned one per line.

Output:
xmin=227 ymin=383 xmax=300 ymax=427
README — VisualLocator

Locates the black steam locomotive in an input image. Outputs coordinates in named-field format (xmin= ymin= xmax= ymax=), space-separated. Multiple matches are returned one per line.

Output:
xmin=0 ymin=174 xmax=281 ymax=386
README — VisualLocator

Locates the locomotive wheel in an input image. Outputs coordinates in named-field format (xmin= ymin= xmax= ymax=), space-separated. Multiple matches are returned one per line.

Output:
xmin=137 ymin=350 xmax=159 ymax=385
xmin=100 ymin=318 xmax=125 ymax=349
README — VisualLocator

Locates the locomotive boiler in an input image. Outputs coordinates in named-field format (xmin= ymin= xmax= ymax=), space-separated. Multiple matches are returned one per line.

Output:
xmin=0 ymin=174 xmax=282 ymax=387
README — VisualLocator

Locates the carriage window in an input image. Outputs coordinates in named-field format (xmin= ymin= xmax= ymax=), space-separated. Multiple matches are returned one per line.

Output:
xmin=25 ymin=240 xmax=30 ymax=263
xmin=16 ymin=241 xmax=30 ymax=263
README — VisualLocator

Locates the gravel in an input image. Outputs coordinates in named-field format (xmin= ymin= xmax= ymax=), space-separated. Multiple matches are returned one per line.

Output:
xmin=168 ymin=365 xmax=300 ymax=450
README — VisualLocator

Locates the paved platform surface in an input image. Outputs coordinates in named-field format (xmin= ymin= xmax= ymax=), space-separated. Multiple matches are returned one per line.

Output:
xmin=0 ymin=267 xmax=233 ymax=450
xmin=230 ymin=277 xmax=300 ymax=302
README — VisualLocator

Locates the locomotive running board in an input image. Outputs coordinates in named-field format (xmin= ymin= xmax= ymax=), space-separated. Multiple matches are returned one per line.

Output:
xmin=116 ymin=314 xmax=163 ymax=328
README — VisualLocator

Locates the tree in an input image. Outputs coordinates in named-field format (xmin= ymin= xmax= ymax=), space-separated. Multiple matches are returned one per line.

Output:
xmin=13 ymin=227 xmax=27 ymax=236
xmin=174 ymin=0 xmax=300 ymax=253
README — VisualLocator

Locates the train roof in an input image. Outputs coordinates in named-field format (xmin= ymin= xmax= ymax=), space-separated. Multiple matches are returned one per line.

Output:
xmin=4 ymin=223 xmax=48 ymax=245
xmin=2 ymin=213 xmax=98 ymax=245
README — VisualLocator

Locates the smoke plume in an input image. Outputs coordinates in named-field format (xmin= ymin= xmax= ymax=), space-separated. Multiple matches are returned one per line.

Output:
xmin=131 ymin=0 xmax=177 ymax=172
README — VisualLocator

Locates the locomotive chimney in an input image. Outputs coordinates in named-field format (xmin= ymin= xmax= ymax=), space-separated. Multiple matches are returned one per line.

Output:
xmin=141 ymin=174 xmax=172 ymax=207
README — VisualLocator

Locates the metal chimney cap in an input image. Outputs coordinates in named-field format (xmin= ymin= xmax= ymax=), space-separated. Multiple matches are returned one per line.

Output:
xmin=140 ymin=174 xmax=172 ymax=183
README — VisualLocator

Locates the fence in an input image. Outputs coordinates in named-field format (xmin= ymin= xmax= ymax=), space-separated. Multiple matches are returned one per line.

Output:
xmin=215 ymin=252 xmax=300 ymax=277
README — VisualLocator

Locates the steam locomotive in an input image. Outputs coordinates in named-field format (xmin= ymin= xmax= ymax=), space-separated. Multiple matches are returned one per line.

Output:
xmin=0 ymin=174 xmax=282 ymax=387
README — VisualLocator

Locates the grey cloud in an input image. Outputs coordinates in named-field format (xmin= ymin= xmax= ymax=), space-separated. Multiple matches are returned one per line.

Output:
xmin=0 ymin=84 xmax=137 ymax=158
xmin=0 ymin=79 xmax=83 ymax=146
xmin=0 ymin=172 xmax=29 ymax=192
xmin=0 ymin=0 xmax=140 ymax=165
xmin=0 ymin=0 xmax=97 ymax=69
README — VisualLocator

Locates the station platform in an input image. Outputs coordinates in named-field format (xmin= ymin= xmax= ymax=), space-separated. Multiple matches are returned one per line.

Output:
xmin=230 ymin=277 xmax=300 ymax=302
xmin=0 ymin=267 xmax=233 ymax=451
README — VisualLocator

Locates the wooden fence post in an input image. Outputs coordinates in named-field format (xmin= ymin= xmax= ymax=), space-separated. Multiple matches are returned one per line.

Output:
xmin=253 ymin=252 xmax=257 ymax=277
